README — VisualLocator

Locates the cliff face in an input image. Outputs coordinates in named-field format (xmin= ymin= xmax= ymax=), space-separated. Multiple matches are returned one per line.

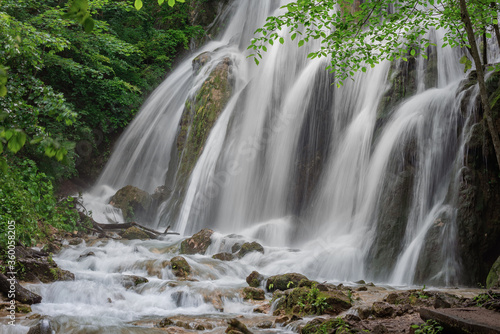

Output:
xmin=455 ymin=71 xmax=500 ymax=286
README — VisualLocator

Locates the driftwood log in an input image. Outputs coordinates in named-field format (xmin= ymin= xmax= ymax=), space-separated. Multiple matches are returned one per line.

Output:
xmin=95 ymin=222 xmax=180 ymax=238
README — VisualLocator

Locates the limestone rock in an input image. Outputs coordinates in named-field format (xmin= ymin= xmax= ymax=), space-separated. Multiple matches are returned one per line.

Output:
xmin=246 ymin=271 xmax=264 ymax=288
xmin=238 ymin=242 xmax=264 ymax=258
xmin=242 ymin=287 xmax=265 ymax=300
xmin=180 ymin=229 xmax=214 ymax=255
xmin=109 ymin=185 xmax=152 ymax=223
xmin=171 ymin=256 xmax=191 ymax=278
xmin=266 ymin=273 xmax=308 ymax=292
xmin=212 ymin=252 xmax=234 ymax=261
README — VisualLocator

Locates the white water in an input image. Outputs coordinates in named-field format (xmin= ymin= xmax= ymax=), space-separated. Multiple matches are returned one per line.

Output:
xmin=38 ymin=1 xmax=490 ymax=331
xmin=81 ymin=0 xmax=478 ymax=285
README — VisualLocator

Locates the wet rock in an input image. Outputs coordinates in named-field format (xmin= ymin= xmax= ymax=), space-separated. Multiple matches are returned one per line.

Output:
xmin=16 ymin=257 xmax=74 ymax=283
xmin=253 ymin=304 xmax=270 ymax=314
xmin=192 ymin=52 xmax=212 ymax=72
xmin=238 ymin=242 xmax=264 ymax=258
xmin=246 ymin=271 xmax=264 ymax=288
xmin=298 ymin=279 xmax=315 ymax=288
xmin=109 ymin=185 xmax=152 ymax=223
xmin=356 ymin=286 xmax=368 ymax=291
xmin=69 ymin=238 xmax=84 ymax=245
xmin=266 ymin=273 xmax=309 ymax=292
xmin=121 ymin=275 xmax=149 ymax=289
xmin=144 ymin=259 xmax=170 ymax=278
xmin=79 ymin=251 xmax=95 ymax=258
xmin=355 ymin=280 xmax=366 ymax=284
xmin=27 ymin=318 xmax=52 ymax=334
xmin=121 ymin=226 xmax=150 ymax=240
xmin=226 ymin=318 xmax=252 ymax=334
xmin=301 ymin=317 xmax=356 ymax=334
xmin=434 ymin=294 xmax=451 ymax=309
xmin=157 ymin=318 xmax=175 ymax=327
xmin=242 ymin=287 xmax=265 ymax=300
xmin=180 ymin=229 xmax=214 ymax=255
xmin=231 ymin=243 xmax=241 ymax=253
xmin=372 ymin=302 xmax=395 ymax=318
xmin=372 ymin=324 xmax=389 ymax=334
xmin=487 ymin=255 xmax=500 ymax=289
xmin=256 ymin=321 xmax=273 ymax=329
xmin=171 ymin=256 xmax=191 ymax=278
xmin=212 ymin=252 xmax=234 ymax=261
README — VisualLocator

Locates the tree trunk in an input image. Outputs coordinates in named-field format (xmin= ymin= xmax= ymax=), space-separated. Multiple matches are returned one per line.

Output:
xmin=459 ymin=0 xmax=500 ymax=169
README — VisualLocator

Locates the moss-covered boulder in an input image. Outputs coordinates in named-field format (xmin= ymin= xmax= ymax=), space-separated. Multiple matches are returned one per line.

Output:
xmin=180 ymin=228 xmax=214 ymax=255
xmin=301 ymin=317 xmax=356 ymax=334
xmin=371 ymin=302 xmax=395 ymax=318
xmin=246 ymin=271 xmax=264 ymax=288
xmin=121 ymin=275 xmax=149 ymax=289
xmin=266 ymin=273 xmax=309 ymax=292
xmin=121 ymin=226 xmax=150 ymax=240
xmin=212 ymin=252 xmax=234 ymax=261
xmin=176 ymin=57 xmax=233 ymax=185
xmin=17 ymin=258 xmax=74 ymax=283
xmin=171 ymin=256 xmax=191 ymax=278
xmin=109 ymin=185 xmax=152 ymax=223
xmin=487 ymin=255 xmax=500 ymax=288
xmin=275 ymin=286 xmax=351 ymax=316
xmin=238 ymin=242 xmax=264 ymax=258
xmin=242 ymin=287 xmax=265 ymax=300
xmin=192 ymin=51 xmax=212 ymax=72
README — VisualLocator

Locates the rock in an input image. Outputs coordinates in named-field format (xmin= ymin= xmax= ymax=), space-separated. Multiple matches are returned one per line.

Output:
xmin=121 ymin=226 xmax=150 ymax=240
xmin=27 ymin=319 xmax=52 ymax=334
xmin=275 ymin=286 xmax=351 ymax=316
xmin=69 ymin=238 xmax=84 ymax=245
xmin=16 ymin=257 xmax=74 ymax=283
xmin=109 ymin=185 xmax=152 ymax=223
xmin=356 ymin=286 xmax=368 ymax=291
xmin=253 ymin=304 xmax=270 ymax=314
xmin=372 ymin=302 xmax=395 ymax=318
xmin=192 ymin=52 xmax=212 ymax=72
xmin=355 ymin=280 xmax=366 ymax=284
xmin=171 ymin=256 xmax=191 ymax=277
xmin=79 ymin=251 xmax=95 ymax=258
xmin=238 ymin=242 xmax=264 ymax=258
xmin=231 ymin=243 xmax=241 ymax=253
xmin=357 ymin=306 xmax=372 ymax=319
xmin=226 ymin=318 xmax=252 ymax=334
xmin=157 ymin=318 xmax=175 ymax=327
xmin=434 ymin=294 xmax=452 ymax=309
xmin=121 ymin=275 xmax=149 ymax=289
xmin=242 ymin=287 xmax=265 ymax=300
xmin=298 ymin=279 xmax=315 ymax=288
xmin=180 ymin=229 xmax=214 ymax=255
xmin=256 ymin=321 xmax=273 ymax=329
xmin=266 ymin=273 xmax=309 ymax=292
xmin=487 ymin=255 xmax=500 ymax=289
xmin=372 ymin=324 xmax=389 ymax=334
xmin=212 ymin=252 xmax=234 ymax=261
xmin=246 ymin=271 xmax=264 ymax=288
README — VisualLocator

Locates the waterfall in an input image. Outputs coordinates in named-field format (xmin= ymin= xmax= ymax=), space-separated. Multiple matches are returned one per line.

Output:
xmin=83 ymin=0 xmax=480 ymax=286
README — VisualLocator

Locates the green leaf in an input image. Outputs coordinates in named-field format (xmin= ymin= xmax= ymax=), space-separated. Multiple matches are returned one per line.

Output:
xmin=298 ymin=40 xmax=304 ymax=47
xmin=254 ymin=58 xmax=260 ymax=65
xmin=158 ymin=0 xmax=165 ymax=4
xmin=361 ymin=67 xmax=366 ymax=72
xmin=83 ymin=17 xmax=94 ymax=33
xmin=291 ymin=33 xmax=297 ymax=41
xmin=279 ymin=37 xmax=284 ymax=44
xmin=134 ymin=0 xmax=143 ymax=10
xmin=168 ymin=0 xmax=175 ymax=7
xmin=0 ymin=157 xmax=7 ymax=173
xmin=0 ymin=142 xmax=3 ymax=154
xmin=486 ymin=33 xmax=492 ymax=39
xmin=0 ymin=85 xmax=6 ymax=97
xmin=410 ymin=49 xmax=416 ymax=56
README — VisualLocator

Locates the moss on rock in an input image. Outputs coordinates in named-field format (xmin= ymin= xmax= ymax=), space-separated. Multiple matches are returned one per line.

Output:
xmin=238 ymin=241 xmax=264 ymax=258
xmin=109 ymin=185 xmax=152 ymax=223
xmin=171 ymin=256 xmax=191 ymax=278
xmin=180 ymin=228 xmax=214 ymax=255
xmin=266 ymin=273 xmax=309 ymax=292
xmin=121 ymin=226 xmax=150 ymax=240
xmin=242 ymin=287 xmax=265 ymax=300
xmin=487 ymin=255 xmax=500 ymax=288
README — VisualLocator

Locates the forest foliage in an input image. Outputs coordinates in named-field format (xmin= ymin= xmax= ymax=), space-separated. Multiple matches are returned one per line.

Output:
xmin=0 ymin=0 xmax=206 ymax=249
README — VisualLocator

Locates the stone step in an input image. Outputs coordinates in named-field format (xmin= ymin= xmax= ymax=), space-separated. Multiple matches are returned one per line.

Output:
xmin=419 ymin=307 xmax=500 ymax=334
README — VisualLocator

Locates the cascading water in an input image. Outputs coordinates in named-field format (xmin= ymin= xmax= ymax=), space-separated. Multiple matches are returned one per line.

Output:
xmin=82 ymin=0 xmax=478 ymax=286
xmin=14 ymin=0 xmax=490 ymax=332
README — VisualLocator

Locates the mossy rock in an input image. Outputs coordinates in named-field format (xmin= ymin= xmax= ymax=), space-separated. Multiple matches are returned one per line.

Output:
xmin=212 ymin=252 xmax=234 ymax=261
xmin=301 ymin=317 xmax=355 ymax=334
xmin=121 ymin=226 xmax=150 ymax=240
xmin=121 ymin=275 xmax=149 ymax=289
xmin=246 ymin=271 xmax=264 ymax=288
xmin=266 ymin=273 xmax=309 ymax=292
xmin=180 ymin=229 xmax=214 ymax=255
xmin=371 ymin=302 xmax=395 ymax=318
xmin=276 ymin=286 xmax=351 ymax=316
xmin=242 ymin=287 xmax=265 ymax=300
xmin=17 ymin=258 xmax=74 ymax=283
xmin=238 ymin=242 xmax=264 ymax=258
xmin=171 ymin=256 xmax=191 ymax=277
xmin=15 ymin=304 xmax=32 ymax=313
xmin=109 ymin=185 xmax=152 ymax=223
xmin=487 ymin=255 xmax=500 ymax=288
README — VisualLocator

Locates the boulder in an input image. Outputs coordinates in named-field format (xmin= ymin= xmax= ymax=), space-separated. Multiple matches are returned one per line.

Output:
xmin=238 ymin=242 xmax=264 ymax=258
xmin=371 ymin=302 xmax=395 ymax=318
xmin=0 ymin=273 xmax=41 ymax=305
xmin=226 ymin=318 xmax=252 ymax=334
xmin=180 ymin=229 xmax=214 ymax=255
xmin=192 ymin=52 xmax=212 ymax=72
xmin=171 ymin=256 xmax=191 ymax=278
xmin=121 ymin=226 xmax=150 ymax=240
xmin=486 ymin=255 xmax=500 ymax=289
xmin=266 ymin=273 xmax=308 ymax=292
xmin=212 ymin=252 xmax=234 ymax=261
xmin=121 ymin=275 xmax=149 ymax=289
xmin=109 ymin=185 xmax=152 ymax=223
xmin=246 ymin=271 xmax=264 ymax=288
xmin=16 ymin=257 xmax=74 ymax=283
xmin=242 ymin=287 xmax=265 ymax=300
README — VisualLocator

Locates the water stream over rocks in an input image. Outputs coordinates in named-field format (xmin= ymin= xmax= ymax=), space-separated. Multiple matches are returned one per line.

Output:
xmin=5 ymin=0 xmax=500 ymax=332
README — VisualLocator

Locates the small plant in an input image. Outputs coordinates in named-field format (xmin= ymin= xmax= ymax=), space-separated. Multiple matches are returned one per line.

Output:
xmin=411 ymin=320 xmax=443 ymax=334
xmin=269 ymin=283 xmax=274 ymax=290
xmin=287 ymin=281 xmax=295 ymax=289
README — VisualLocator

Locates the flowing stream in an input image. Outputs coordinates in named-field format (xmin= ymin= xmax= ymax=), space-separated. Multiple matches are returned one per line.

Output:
xmin=9 ymin=0 xmax=492 ymax=332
